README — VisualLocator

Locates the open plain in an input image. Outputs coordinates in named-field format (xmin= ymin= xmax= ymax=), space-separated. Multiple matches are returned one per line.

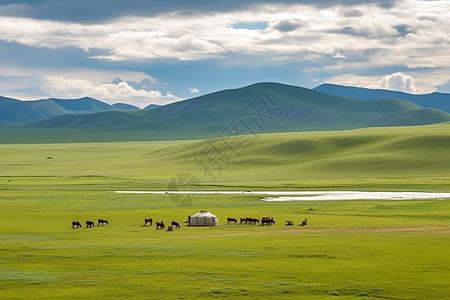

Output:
xmin=1 ymin=124 xmax=450 ymax=299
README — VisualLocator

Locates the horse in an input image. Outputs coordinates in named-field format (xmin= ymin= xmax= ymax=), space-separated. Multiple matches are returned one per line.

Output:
xmin=156 ymin=221 xmax=165 ymax=229
xmin=227 ymin=217 xmax=237 ymax=224
xmin=247 ymin=218 xmax=259 ymax=225
xmin=300 ymin=218 xmax=308 ymax=226
xmin=171 ymin=221 xmax=180 ymax=228
xmin=98 ymin=219 xmax=109 ymax=226
xmin=261 ymin=218 xmax=275 ymax=225
xmin=86 ymin=220 xmax=95 ymax=228
xmin=240 ymin=217 xmax=246 ymax=224
xmin=144 ymin=218 xmax=153 ymax=226
xmin=72 ymin=221 xmax=81 ymax=228
xmin=262 ymin=216 xmax=275 ymax=225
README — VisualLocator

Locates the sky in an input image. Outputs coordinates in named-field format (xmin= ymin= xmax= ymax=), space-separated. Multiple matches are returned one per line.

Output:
xmin=1 ymin=0 xmax=450 ymax=108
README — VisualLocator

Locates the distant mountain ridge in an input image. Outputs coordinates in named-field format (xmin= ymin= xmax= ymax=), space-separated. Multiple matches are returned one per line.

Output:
xmin=4 ymin=82 xmax=449 ymax=143
xmin=0 ymin=96 xmax=140 ymax=125
xmin=314 ymin=83 xmax=450 ymax=113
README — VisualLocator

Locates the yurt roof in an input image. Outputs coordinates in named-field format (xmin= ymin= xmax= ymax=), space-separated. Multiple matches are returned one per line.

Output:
xmin=191 ymin=210 xmax=217 ymax=218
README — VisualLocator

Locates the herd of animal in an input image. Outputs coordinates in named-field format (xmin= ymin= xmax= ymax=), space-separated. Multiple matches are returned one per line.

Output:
xmin=72 ymin=216 xmax=308 ymax=229
xmin=143 ymin=218 xmax=181 ymax=231
xmin=226 ymin=216 xmax=276 ymax=225
xmin=228 ymin=216 xmax=307 ymax=226
xmin=71 ymin=219 xmax=109 ymax=228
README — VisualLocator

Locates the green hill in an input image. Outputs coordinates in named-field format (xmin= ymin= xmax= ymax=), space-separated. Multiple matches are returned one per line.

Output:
xmin=1 ymin=82 xmax=450 ymax=143
xmin=1 ymin=123 xmax=448 ymax=191
xmin=0 ymin=96 xmax=140 ymax=126
xmin=143 ymin=122 xmax=450 ymax=190
xmin=315 ymin=83 xmax=450 ymax=113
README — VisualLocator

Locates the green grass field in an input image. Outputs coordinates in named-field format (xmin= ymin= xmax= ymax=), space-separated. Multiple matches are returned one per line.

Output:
xmin=1 ymin=124 xmax=449 ymax=299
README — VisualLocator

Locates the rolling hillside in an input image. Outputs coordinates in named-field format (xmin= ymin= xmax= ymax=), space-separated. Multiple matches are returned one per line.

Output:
xmin=1 ymin=82 xmax=450 ymax=142
xmin=314 ymin=83 xmax=450 ymax=113
xmin=0 ymin=96 xmax=140 ymax=126
xmin=143 ymin=122 xmax=450 ymax=190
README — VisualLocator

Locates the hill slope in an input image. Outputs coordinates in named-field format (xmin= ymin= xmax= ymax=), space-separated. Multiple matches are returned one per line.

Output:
xmin=1 ymin=82 xmax=450 ymax=142
xmin=144 ymin=122 xmax=450 ymax=190
xmin=314 ymin=83 xmax=450 ymax=113
xmin=0 ymin=96 xmax=140 ymax=125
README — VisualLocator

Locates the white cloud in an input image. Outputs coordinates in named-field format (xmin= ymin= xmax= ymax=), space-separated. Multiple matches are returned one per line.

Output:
xmin=189 ymin=87 xmax=199 ymax=93
xmin=378 ymin=72 xmax=416 ymax=93
xmin=0 ymin=1 xmax=450 ymax=63
xmin=332 ymin=52 xmax=346 ymax=58
xmin=0 ymin=0 xmax=449 ymax=95
xmin=43 ymin=76 xmax=179 ymax=108
xmin=0 ymin=1 xmax=448 ymax=65
xmin=0 ymin=63 xmax=157 ymax=86
xmin=324 ymin=71 xmax=447 ymax=95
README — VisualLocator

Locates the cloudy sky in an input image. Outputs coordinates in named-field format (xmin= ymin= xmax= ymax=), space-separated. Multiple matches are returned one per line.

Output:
xmin=1 ymin=0 xmax=449 ymax=107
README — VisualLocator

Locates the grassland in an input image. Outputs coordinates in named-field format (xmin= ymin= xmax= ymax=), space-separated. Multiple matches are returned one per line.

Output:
xmin=1 ymin=124 xmax=449 ymax=299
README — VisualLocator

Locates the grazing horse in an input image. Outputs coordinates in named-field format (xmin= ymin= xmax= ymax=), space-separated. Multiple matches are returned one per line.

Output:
xmin=86 ymin=220 xmax=95 ymax=228
xmin=98 ymin=219 xmax=109 ymax=226
xmin=240 ymin=217 xmax=246 ymax=224
xmin=247 ymin=218 xmax=259 ymax=225
xmin=156 ymin=221 xmax=165 ymax=229
xmin=171 ymin=221 xmax=180 ymax=228
xmin=72 ymin=221 xmax=82 ymax=228
xmin=227 ymin=217 xmax=237 ymax=224
xmin=300 ymin=218 xmax=308 ymax=226
xmin=262 ymin=216 xmax=275 ymax=225
xmin=261 ymin=218 xmax=275 ymax=225
xmin=144 ymin=218 xmax=153 ymax=226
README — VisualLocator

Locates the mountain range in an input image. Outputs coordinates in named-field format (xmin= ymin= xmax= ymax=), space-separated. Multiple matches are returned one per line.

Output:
xmin=314 ymin=83 xmax=450 ymax=113
xmin=1 ymin=82 xmax=449 ymax=142
xmin=0 ymin=96 xmax=141 ymax=126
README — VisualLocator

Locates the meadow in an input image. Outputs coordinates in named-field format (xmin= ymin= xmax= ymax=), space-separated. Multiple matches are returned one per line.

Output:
xmin=1 ymin=124 xmax=449 ymax=299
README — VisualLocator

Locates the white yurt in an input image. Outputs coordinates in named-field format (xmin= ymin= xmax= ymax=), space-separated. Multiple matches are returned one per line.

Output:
xmin=189 ymin=211 xmax=219 ymax=226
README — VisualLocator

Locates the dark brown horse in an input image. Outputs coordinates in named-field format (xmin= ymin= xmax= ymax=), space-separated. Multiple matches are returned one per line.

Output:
xmin=262 ymin=216 xmax=275 ymax=225
xmin=171 ymin=221 xmax=180 ymax=228
xmin=227 ymin=217 xmax=237 ymax=224
xmin=98 ymin=219 xmax=108 ymax=226
xmin=72 ymin=221 xmax=82 ymax=228
xmin=261 ymin=218 xmax=275 ymax=225
xmin=144 ymin=218 xmax=153 ymax=226
xmin=247 ymin=218 xmax=259 ymax=225
xmin=240 ymin=217 xmax=246 ymax=224
xmin=86 ymin=220 xmax=95 ymax=228
xmin=156 ymin=221 xmax=165 ymax=229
